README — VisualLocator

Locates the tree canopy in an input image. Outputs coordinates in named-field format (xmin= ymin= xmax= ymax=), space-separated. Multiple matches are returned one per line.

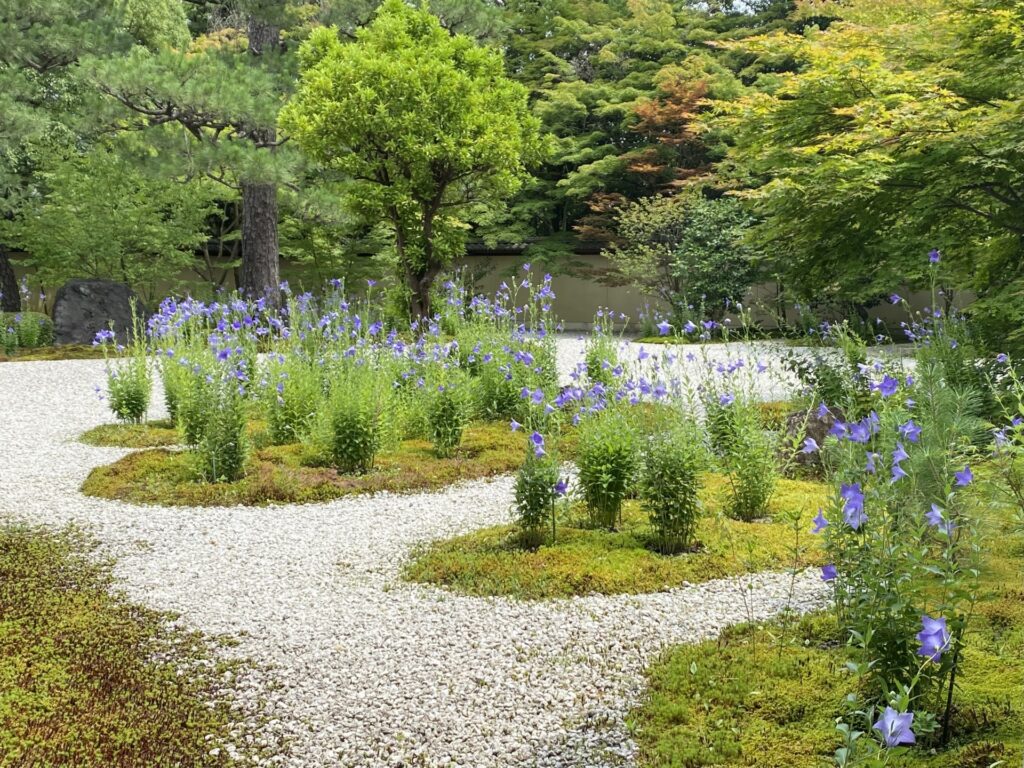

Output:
xmin=0 ymin=0 xmax=1020 ymax=347
xmin=280 ymin=0 xmax=545 ymax=316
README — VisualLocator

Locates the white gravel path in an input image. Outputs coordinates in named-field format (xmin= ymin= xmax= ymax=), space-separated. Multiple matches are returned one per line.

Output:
xmin=0 ymin=339 xmax=830 ymax=768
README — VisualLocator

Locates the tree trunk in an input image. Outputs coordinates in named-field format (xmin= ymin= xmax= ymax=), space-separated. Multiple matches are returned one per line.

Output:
xmin=240 ymin=181 xmax=280 ymax=298
xmin=405 ymin=208 xmax=442 ymax=319
xmin=239 ymin=16 xmax=281 ymax=301
xmin=0 ymin=247 xmax=20 ymax=313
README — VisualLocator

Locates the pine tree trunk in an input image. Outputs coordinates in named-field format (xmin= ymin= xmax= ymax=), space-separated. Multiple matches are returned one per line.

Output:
xmin=0 ymin=247 xmax=20 ymax=313
xmin=240 ymin=181 xmax=279 ymax=298
xmin=238 ymin=16 xmax=281 ymax=300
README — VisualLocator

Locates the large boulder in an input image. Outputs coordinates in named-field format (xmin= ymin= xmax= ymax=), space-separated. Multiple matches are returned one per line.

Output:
xmin=52 ymin=279 xmax=143 ymax=346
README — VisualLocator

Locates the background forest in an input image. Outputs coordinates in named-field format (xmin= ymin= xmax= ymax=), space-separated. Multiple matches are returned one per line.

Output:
xmin=1 ymin=0 xmax=1022 ymax=349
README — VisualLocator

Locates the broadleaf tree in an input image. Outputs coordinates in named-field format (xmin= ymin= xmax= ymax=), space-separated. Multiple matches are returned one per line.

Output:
xmin=603 ymin=191 xmax=759 ymax=322
xmin=709 ymin=0 xmax=1024 ymax=343
xmin=280 ymin=0 xmax=545 ymax=318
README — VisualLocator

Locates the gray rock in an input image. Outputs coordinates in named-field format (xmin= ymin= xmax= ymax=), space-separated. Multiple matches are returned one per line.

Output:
xmin=52 ymin=278 xmax=144 ymax=345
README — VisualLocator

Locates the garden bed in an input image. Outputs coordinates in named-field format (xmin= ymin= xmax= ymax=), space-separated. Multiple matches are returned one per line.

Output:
xmin=0 ymin=524 xmax=251 ymax=766
xmin=80 ymin=419 xmax=180 ymax=448
xmin=81 ymin=421 xmax=534 ymax=506
xmin=629 ymin=502 xmax=1024 ymax=768
xmin=0 ymin=344 xmax=106 ymax=362
xmin=404 ymin=475 xmax=827 ymax=598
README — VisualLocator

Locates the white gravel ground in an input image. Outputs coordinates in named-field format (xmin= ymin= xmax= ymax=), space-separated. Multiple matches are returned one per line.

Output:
xmin=0 ymin=339 xmax=831 ymax=768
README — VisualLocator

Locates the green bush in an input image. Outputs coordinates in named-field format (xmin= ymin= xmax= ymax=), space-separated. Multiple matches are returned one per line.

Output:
xmin=723 ymin=404 xmax=777 ymax=522
xmin=578 ymin=409 xmax=640 ymax=530
xmin=426 ymin=377 xmax=470 ymax=458
xmin=196 ymin=376 xmax=248 ymax=483
xmin=0 ymin=310 xmax=53 ymax=349
xmin=105 ymin=345 xmax=152 ymax=424
xmin=324 ymin=377 xmax=381 ymax=474
xmin=513 ymin=448 xmax=562 ymax=546
xmin=639 ymin=424 xmax=706 ymax=553
xmin=264 ymin=354 xmax=322 ymax=445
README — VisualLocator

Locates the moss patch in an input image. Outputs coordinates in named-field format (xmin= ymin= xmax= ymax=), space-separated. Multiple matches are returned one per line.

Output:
xmin=80 ymin=420 xmax=180 ymax=448
xmin=0 ymin=344 xmax=106 ymax=362
xmin=0 ymin=524 xmax=252 ymax=767
xmin=82 ymin=421 xmax=531 ymax=506
xmin=404 ymin=475 xmax=827 ymax=599
xmin=630 ymin=505 xmax=1024 ymax=768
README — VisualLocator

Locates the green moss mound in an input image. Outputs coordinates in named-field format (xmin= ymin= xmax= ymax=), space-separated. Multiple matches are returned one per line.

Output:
xmin=81 ymin=421 xmax=529 ymax=506
xmin=404 ymin=475 xmax=828 ymax=599
xmin=0 ymin=344 xmax=106 ymax=362
xmin=630 ymin=506 xmax=1024 ymax=768
xmin=0 ymin=524 xmax=250 ymax=767
xmin=80 ymin=420 xmax=180 ymax=448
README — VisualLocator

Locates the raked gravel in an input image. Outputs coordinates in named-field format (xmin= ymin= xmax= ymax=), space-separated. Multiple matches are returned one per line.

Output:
xmin=0 ymin=338 xmax=833 ymax=768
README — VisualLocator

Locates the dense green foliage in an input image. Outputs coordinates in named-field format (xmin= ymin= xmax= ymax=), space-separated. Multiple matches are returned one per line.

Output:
xmin=280 ymin=1 xmax=544 ymax=316
xmin=5 ymin=0 xmax=1016 ymax=343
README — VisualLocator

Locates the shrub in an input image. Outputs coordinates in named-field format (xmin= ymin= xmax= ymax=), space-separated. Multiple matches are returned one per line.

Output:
xmin=195 ymin=375 xmax=248 ymax=483
xmin=264 ymin=353 xmax=322 ymax=445
xmin=476 ymin=362 xmax=521 ymax=421
xmin=513 ymin=448 xmax=562 ymax=547
xmin=577 ymin=409 xmax=640 ymax=530
xmin=175 ymin=369 xmax=207 ymax=448
xmin=704 ymin=394 xmax=737 ymax=455
xmin=640 ymin=424 xmax=706 ymax=553
xmin=103 ymin=335 xmax=152 ymax=424
xmin=722 ymin=403 xmax=777 ymax=521
xmin=602 ymin=192 xmax=759 ymax=324
xmin=157 ymin=351 xmax=191 ymax=423
xmin=319 ymin=367 xmax=383 ymax=474
xmin=426 ymin=377 xmax=470 ymax=458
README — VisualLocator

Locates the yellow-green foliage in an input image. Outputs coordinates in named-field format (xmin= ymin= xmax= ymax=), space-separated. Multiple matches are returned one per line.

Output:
xmin=631 ymin=502 xmax=1024 ymax=768
xmin=404 ymin=475 xmax=827 ymax=599
xmin=79 ymin=420 xmax=180 ymax=448
xmin=757 ymin=400 xmax=794 ymax=430
xmin=82 ymin=421 xmax=530 ymax=506
xmin=0 ymin=525 xmax=242 ymax=767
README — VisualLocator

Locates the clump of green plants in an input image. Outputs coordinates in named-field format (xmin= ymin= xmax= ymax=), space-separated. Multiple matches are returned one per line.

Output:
xmin=639 ymin=421 xmax=706 ymax=553
xmin=195 ymin=373 xmax=248 ymax=483
xmin=313 ymin=365 xmax=384 ymax=473
xmin=96 ymin=323 xmax=152 ymax=424
xmin=584 ymin=308 xmax=622 ymax=388
xmin=722 ymin=400 xmax=777 ymax=522
xmin=157 ymin=351 xmax=189 ymax=423
xmin=264 ymin=352 xmax=323 ymax=445
xmin=0 ymin=310 xmax=53 ymax=351
xmin=426 ymin=376 xmax=471 ymax=458
xmin=578 ymin=409 xmax=640 ymax=530
xmin=513 ymin=441 xmax=563 ymax=546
